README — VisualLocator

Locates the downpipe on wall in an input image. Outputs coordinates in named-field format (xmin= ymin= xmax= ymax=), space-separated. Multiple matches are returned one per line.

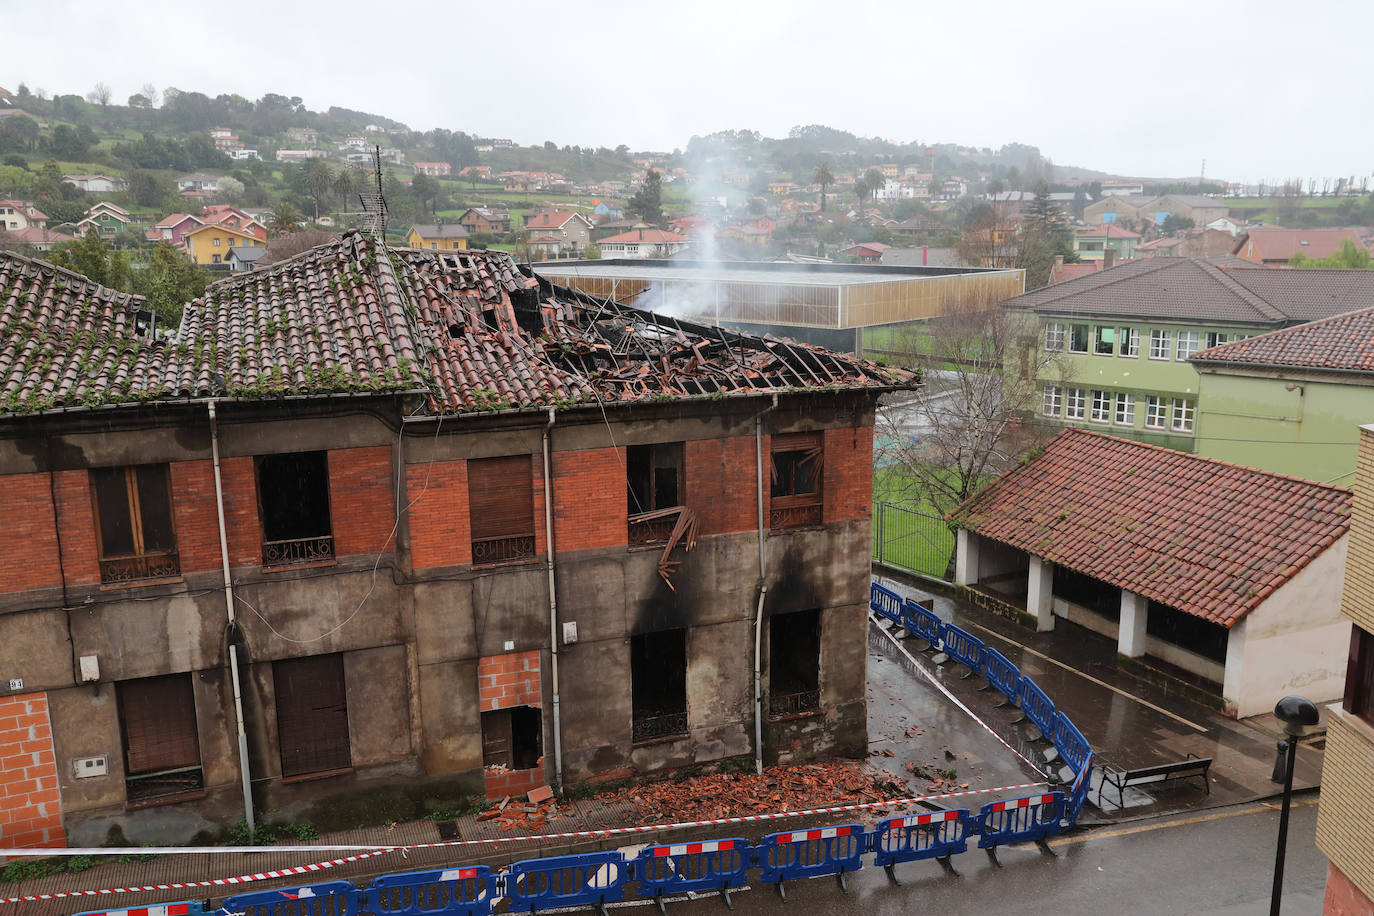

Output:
xmin=753 ymin=393 xmax=779 ymax=775
xmin=543 ymin=407 xmax=564 ymax=788
xmin=208 ymin=401 xmax=255 ymax=834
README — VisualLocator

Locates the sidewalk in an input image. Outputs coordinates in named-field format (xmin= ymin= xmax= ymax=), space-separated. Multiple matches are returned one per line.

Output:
xmin=873 ymin=573 xmax=1325 ymax=822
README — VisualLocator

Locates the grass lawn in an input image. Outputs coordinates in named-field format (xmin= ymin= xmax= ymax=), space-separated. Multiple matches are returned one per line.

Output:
xmin=872 ymin=466 xmax=956 ymax=578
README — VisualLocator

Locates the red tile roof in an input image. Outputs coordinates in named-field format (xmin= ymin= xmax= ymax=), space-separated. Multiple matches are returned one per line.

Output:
xmin=2 ymin=227 xmax=75 ymax=246
xmin=1192 ymin=304 xmax=1374 ymax=372
xmin=599 ymin=229 xmax=687 ymax=245
xmin=952 ymin=428 xmax=1351 ymax=626
xmin=1234 ymin=228 xmax=1368 ymax=263
xmin=524 ymin=211 xmax=587 ymax=230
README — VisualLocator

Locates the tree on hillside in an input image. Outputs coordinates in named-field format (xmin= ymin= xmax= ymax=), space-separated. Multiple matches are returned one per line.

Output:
xmin=1161 ymin=214 xmax=1194 ymax=234
xmin=1290 ymin=238 xmax=1372 ymax=269
xmin=863 ymin=167 xmax=884 ymax=200
xmin=86 ymin=82 xmax=112 ymax=108
xmin=304 ymin=160 xmax=335 ymax=220
xmin=410 ymin=173 xmax=441 ymax=218
xmin=131 ymin=243 xmax=207 ymax=327
xmin=128 ymin=170 xmax=167 ymax=208
xmin=269 ymin=201 xmax=304 ymax=237
xmin=261 ymin=231 xmax=336 ymax=265
xmin=876 ymin=296 xmax=1065 ymax=571
xmin=333 ymin=168 xmax=359 ymax=212
xmin=814 ymin=160 xmax=835 ymax=212
xmin=629 ymin=170 xmax=663 ymax=224
xmin=52 ymin=232 xmax=129 ymax=291
xmin=1016 ymin=181 xmax=1074 ymax=289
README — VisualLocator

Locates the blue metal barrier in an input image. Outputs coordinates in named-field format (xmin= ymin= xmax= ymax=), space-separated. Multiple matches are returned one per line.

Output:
xmin=941 ymin=624 xmax=985 ymax=677
xmin=366 ymin=866 xmax=493 ymax=916
xmin=1052 ymin=712 xmax=1092 ymax=775
xmin=1065 ymin=753 xmax=1093 ymax=825
xmin=902 ymin=599 xmax=943 ymax=649
xmin=757 ymin=824 xmax=865 ymax=900
xmin=870 ymin=582 xmax=905 ymax=626
xmin=975 ymin=792 xmax=1066 ymax=865
xmin=1017 ymin=676 xmax=1057 ymax=738
xmin=223 ymin=882 xmax=361 ymax=916
xmin=630 ymin=838 xmax=750 ymax=910
xmin=980 ymin=648 xmax=1020 ymax=706
xmin=872 ymin=809 xmax=972 ymax=883
xmin=505 ymin=851 xmax=626 ymax=914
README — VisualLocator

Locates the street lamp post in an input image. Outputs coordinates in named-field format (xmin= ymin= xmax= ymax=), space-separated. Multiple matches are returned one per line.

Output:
xmin=1269 ymin=695 xmax=1319 ymax=916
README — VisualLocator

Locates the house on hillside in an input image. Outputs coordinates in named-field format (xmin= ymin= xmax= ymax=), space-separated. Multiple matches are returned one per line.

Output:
xmin=1007 ymin=256 xmax=1374 ymax=450
xmin=177 ymin=173 xmax=221 ymax=195
xmin=276 ymin=149 xmax=326 ymax=162
xmin=952 ymin=428 xmax=1351 ymax=717
xmin=841 ymin=242 xmax=889 ymax=263
xmin=144 ymin=213 xmax=204 ymax=246
xmin=1083 ymin=194 xmax=1152 ymax=226
xmin=1191 ymin=304 xmax=1374 ymax=485
xmin=226 ymin=245 xmax=266 ymax=272
xmin=414 ymin=161 xmax=452 ymax=177
xmin=0 ymin=200 xmax=48 ymax=231
xmin=62 ymin=174 xmax=127 ymax=194
xmin=0 ymin=226 xmax=74 ymax=251
xmin=456 ymin=207 xmax=511 ymax=236
xmin=73 ymin=202 xmax=132 ymax=239
xmin=201 ymin=205 xmax=268 ymax=241
xmin=182 ymin=222 xmax=261 ymax=266
xmin=405 ymin=224 xmax=469 ymax=251
xmin=597 ymin=228 xmax=689 ymax=258
xmin=1232 ymin=227 xmax=1369 ymax=266
xmin=0 ymin=236 xmax=904 ymax=849
xmin=458 ymin=165 xmax=493 ymax=182
xmin=1142 ymin=195 xmax=1229 ymax=228
xmin=1072 ymin=224 xmax=1140 ymax=262
xmin=524 ymin=211 xmax=594 ymax=259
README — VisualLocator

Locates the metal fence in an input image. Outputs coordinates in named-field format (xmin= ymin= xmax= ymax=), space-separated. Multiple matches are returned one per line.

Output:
xmin=872 ymin=501 xmax=955 ymax=580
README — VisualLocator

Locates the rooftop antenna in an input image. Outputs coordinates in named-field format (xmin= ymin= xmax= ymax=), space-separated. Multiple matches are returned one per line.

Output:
xmin=359 ymin=145 xmax=388 ymax=238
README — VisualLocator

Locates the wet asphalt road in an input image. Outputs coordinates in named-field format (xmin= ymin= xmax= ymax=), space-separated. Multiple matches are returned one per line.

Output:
xmin=622 ymin=798 xmax=1326 ymax=915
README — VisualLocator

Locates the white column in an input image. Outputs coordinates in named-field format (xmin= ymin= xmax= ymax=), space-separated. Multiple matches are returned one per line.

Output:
xmin=955 ymin=529 xmax=980 ymax=586
xmin=1027 ymin=556 xmax=1054 ymax=632
xmin=1118 ymin=590 xmax=1148 ymax=658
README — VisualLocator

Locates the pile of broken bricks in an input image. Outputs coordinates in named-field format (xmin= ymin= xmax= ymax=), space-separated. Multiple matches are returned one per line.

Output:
xmin=475 ymin=784 xmax=561 ymax=831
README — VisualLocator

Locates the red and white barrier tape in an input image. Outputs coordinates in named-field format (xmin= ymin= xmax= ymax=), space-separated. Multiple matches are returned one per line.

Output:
xmin=869 ymin=614 xmax=1047 ymax=774
xmin=0 ymin=782 xmax=1048 ymax=904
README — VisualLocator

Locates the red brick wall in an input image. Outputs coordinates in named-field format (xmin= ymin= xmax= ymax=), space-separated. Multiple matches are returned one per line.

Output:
xmin=685 ymin=436 xmax=758 ymax=536
xmin=407 ymin=460 xmax=470 ymax=570
xmin=329 ymin=447 xmax=396 ymax=557
xmin=551 ymin=447 xmax=625 ymax=552
xmin=822 ymin=425 xmax=874 ymax=524
xmin=0 ymin=692 xmax=65 ymax=849
xmin=478 ymin=651 xmax=544 ymax=799
xmin=53 ymin=469 xmax=99 ymax=586
xmin=0 ymin=474 xmax=62 ymax=595
xmin=170 ymin=460 xmax=223 ymax=574
xmin=218 ymin=456 xmax=262 ymax=567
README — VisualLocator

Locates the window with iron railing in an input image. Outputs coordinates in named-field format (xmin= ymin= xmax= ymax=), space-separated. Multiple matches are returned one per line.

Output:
xmin=768 ymin=608 xmax=821 ymax=718
xmin=627 ymin=442 xmax=684 ymax=545
xmin=91 ymin=464 xmax=180 ymax=585
xmin=770 ymin=432 xmax=823 ymax=529
xmin=257 ymin=451 xmax=334 ymax=569
xmin=631 ymin=628 xmax=689 ymax=743
xmin=468 ymin=455 xmax=536 ymax=564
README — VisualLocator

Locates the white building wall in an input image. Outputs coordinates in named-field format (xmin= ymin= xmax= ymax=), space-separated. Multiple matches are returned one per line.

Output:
xmin=1223 ymin=534 xmax=1350 ymax=718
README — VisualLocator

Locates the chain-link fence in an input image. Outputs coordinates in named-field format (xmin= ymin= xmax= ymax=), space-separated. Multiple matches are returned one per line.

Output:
xmin=872 ymin=500 xmax=955 ymax=580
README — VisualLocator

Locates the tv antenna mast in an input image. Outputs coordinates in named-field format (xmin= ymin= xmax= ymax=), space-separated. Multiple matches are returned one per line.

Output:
xmin=359 ymin=145 xmax=388 ymax=237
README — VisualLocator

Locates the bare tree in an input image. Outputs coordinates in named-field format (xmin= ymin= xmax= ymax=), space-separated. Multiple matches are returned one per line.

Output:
xmin=261 ymin=230 xmax=336 ymax=265
xmin=87 ymin=82 xmax=112 ymax=107
xmin=876 ymin=294 xmax=1066 ymax=542
xmin=139 ymin=83 xmax=160 ymax=108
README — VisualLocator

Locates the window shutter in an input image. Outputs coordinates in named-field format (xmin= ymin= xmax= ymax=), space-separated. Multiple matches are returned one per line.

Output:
xmin=119 ymin=675 xmax=200 ymax=775
xmin=469 ymin=456 xmax=534 ymax=540
xmin=274 ymin=655 xmax=352 ymax=778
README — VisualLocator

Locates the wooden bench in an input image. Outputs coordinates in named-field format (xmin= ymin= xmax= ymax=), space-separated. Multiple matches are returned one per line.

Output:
xmin=1097 ymin=754 xmax=1212 ymax=808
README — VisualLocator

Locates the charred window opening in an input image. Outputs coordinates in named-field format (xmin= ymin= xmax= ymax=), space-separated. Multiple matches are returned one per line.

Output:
xmin=1146 ymin=602 xmax=1229 ymax=666
xmin=274 ymin=654 xmax=353 ymax=780
xmin=631 ymin=629 xmax=688 ymax=743
xmin=257 ymin=451 xmax=334 ymax=568
xmin=627 ymin=443 xmax=684 ymax=545
xmin=468 ymin=455 xmax=536 ymax=564
xmin=769 ymin=609 xmax=820 ymax=718
xmin=91 ymin=464 xmax=180 ymax=584
xmin=117 ymin=673 xmax=204 ymax=805
xmin=482 ymin=706 xmax=543 ymax=770
xmin=770 ymin=432 xmax=823 ymax=529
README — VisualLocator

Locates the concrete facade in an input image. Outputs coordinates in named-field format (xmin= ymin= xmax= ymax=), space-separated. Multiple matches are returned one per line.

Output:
xmin=0 ymin=392 xmax=877 ymax=845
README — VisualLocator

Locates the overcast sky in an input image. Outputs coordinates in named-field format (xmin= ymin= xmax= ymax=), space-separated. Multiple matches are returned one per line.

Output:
xmin=5 ymin=0 xmax=1368 ymax=184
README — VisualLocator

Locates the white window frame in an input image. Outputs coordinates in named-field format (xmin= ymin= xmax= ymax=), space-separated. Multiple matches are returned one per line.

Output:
xmin=1205 ymin=331 xmax=1228 ymax=349
xmin=1042 ymin=386 xmax=1062 ymax=417
xmin=1145 ymin=396 xmax=1167 ymax=430
xmin=1090 ymin=390 xmax=1111 ymax=423
xmin=1176 ymin=331 xmax=1201 ymax=361
xmin=1119 ymin=327 xmax=1139 ymax=357
xmin=1065 ymin=388 xmax=1086 ymax=420
xmin=1068 ymin=323 xmax=1090 ymax=354
xmin=1171 ymin=398 xmax=1195 ymax=433
xmin=1094 ymin=326 xmax=1116 ymax=356
xmin=1149 ymin=329 xmax=1171 ymax=360
xmin=1044 ymin=322 xmax=1065 ymax=351
xmin=1114 ymin=392 xmax=1135 ymax=426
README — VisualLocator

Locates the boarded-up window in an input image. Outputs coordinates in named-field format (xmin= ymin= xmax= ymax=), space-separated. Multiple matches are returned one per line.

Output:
xmin=117 ymin=674 xmax=204 ymax=804
xmin=274 ymin=654 xmax=352 ymax=780
xmin=257 ymin=451 xmax=334 ymax=568
xmin=91 ymin=465 xmax=180 ymax=584
xmin=468 ymin=455 xmax=535 ymax=564
xmin=770 ymin=432 xmax=823 ymax=529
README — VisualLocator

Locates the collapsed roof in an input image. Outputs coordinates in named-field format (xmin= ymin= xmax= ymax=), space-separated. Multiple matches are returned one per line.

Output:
xmin=0 ymin=231 xmax=910 ymax=416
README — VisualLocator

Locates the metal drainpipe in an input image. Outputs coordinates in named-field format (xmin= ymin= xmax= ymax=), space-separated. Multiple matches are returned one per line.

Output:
xmin=753 ymin=393 xmax=779 ymax=775
xmin=208 ymin=401 xmax=255 ymax=834
xmin=542 ymin=406 xmax=564 ymax=788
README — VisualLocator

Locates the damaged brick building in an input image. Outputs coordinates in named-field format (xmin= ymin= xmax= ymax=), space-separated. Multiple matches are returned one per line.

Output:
xmin=0 ymin=232 xmax=908 ymax=847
